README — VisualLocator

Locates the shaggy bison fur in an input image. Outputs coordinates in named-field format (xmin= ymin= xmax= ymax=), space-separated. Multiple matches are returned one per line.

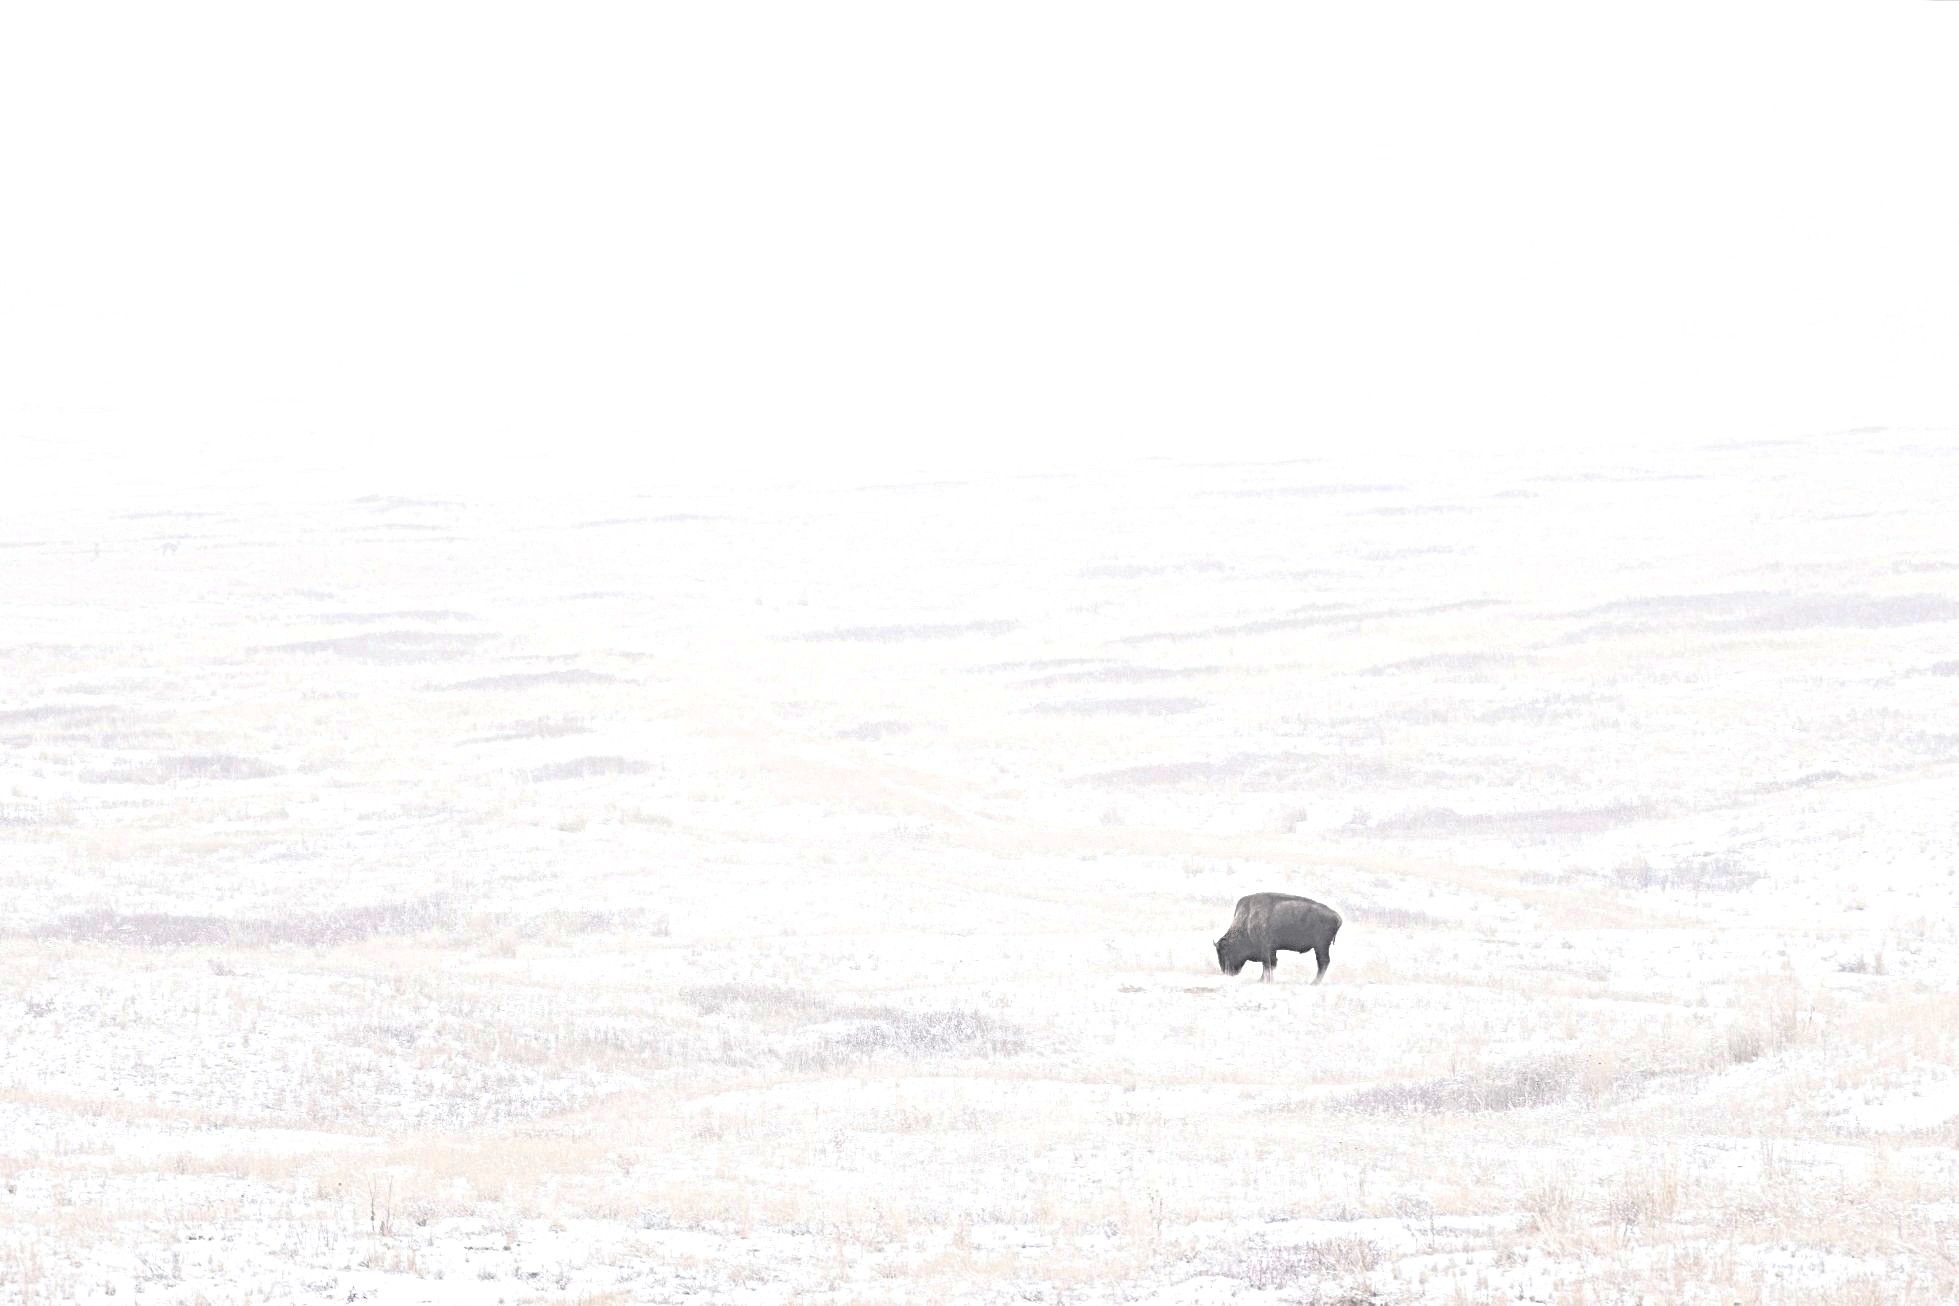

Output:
xmin=1215 ymin=892 xmax=1342 ymax=983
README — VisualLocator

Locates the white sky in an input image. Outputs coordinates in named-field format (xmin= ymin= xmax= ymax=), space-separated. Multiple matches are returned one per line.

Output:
xmin=2 ymin=4 xmax=1954 ymax=499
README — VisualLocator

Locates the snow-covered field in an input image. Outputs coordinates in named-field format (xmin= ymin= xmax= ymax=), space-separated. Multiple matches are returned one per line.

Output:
xmin=5 ymin=432 xmax=1959 ymax=1304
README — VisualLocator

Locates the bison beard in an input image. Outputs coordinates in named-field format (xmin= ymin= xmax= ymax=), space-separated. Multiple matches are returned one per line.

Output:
xmin=1215 ymin=892 xmax=1342 ymax=983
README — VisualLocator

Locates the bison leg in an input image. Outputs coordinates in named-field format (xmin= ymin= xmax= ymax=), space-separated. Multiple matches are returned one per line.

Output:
xmin=1313 ymin=943 xmax=1331 ymax=984
xmin=1260 ymin=953 xmax=1276 ymax=982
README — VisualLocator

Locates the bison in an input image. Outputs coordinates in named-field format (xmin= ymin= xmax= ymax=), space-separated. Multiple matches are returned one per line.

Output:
xmin=1215 ymin=892 xmax=1342 ymax=983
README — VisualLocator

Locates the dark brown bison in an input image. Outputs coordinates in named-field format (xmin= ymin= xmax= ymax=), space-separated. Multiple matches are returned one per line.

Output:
xmin=1215 ymin=892 xmax=1342 ymax=983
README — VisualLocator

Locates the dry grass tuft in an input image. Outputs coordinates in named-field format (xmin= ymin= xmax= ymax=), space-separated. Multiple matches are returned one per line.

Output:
xmin=1217 ymin=1235 xmax=1384 ymax=1290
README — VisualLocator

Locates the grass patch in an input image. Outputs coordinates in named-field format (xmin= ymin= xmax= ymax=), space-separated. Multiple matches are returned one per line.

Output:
xmin=31 ymin=901 xmax=668 ymax=950
xmin=1364 ymin=802 xmax=1662 ymax=837
xmin=1333 ymin=1055 xmax=1581 ymax=1115
xmin=444 ymin=670 xmax=622 ymax=691
xmin=267 ymin=631 xmax=494 ymax=663
xmin=796 ymin=620 xmax=1019 ymax=643
xmin=1215 ymin=1235 xmax=1384 ymax=1289
xmin=36 ymin=899 xmax=458 ymax=948
xmin=1028 ymin=697 xmax=1204 ymax=716
xmin=79 ymin=753 xmax=283 ymax=785
xmin=679 ymin=984 xmax=1023 ymax=1068
xmin=528 ymin=756 xmax=652 ymax=782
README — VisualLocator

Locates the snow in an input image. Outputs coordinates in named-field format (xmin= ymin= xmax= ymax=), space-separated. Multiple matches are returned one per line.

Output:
xmin=4 ymin=434 xmax=1959 ymax=1302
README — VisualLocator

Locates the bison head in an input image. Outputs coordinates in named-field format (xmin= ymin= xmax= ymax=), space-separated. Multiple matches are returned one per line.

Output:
xmin=1215 ymin=932 xmax=1250 ymax=976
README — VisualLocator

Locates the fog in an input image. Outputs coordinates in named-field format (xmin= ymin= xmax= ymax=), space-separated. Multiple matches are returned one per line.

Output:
xmin=6 ymin=5 xmax=1956 ymax=500
xmin=5 ymin=6 xmax=1959 ymax=1305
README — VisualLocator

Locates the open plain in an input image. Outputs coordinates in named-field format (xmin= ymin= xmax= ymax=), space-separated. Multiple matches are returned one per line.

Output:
xmin=5 ymin=432 xmax=1959 ymax=1303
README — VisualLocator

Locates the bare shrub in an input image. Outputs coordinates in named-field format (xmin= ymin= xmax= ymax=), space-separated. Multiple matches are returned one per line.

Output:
xmin=1606 ymin=1160 xmax=1681 ymax=1230
xmin=1612 ymin=855 xmax=1759 ymax=893
xmin=1725 ymin=1023 xmax=1768 ymax=1064
xmin=1720 ymin=980 xmax=1825 ymax=1064
xmin=1613 ymin=858 xmax=1658 ymax=890
xmin=1674 ymin=855 xmax=1761 ymax=892
xmin=1524 ymin=1177 xmax=1578 ymax=1235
